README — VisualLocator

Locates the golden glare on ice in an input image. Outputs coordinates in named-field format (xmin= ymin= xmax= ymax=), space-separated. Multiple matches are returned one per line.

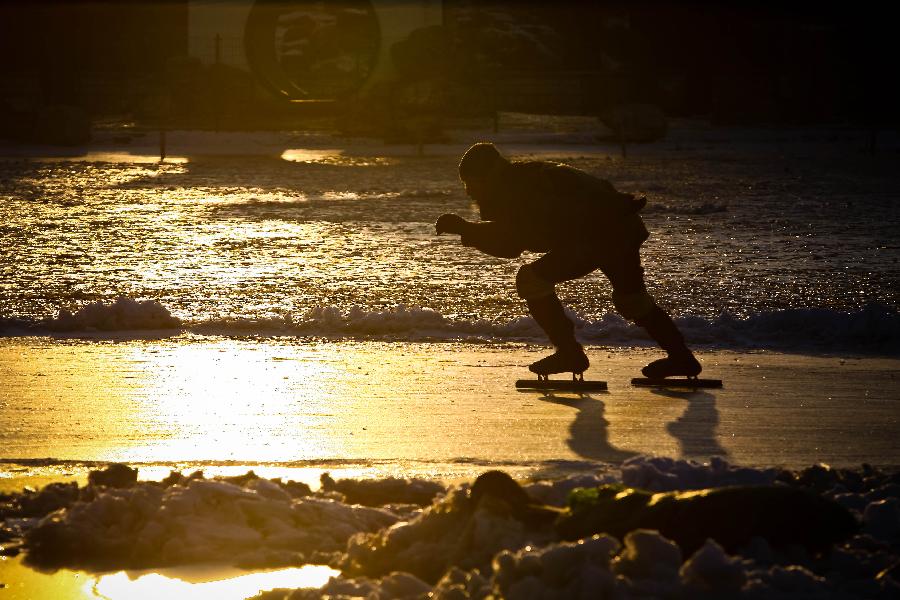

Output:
xmin=0 ymin=555 xmax=335 ymax=600
xmin=123 ymin=342 xmax=352 ymax=464
xmin=279 ymin=148 xmax=342 ymax=163
xmin=90 ymin=565 xmax=336 ymax=600
xmin=3 ymin=339 xmax=900 ymax=475
xmin=33 ymin=152 xmax=188 ymax=164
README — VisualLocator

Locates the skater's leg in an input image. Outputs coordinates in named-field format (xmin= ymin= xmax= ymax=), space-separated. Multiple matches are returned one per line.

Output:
xmin=600 ymin=248 xmax=701 ymax=377
xmin=518 ymin=248 xmax=601 ymax=374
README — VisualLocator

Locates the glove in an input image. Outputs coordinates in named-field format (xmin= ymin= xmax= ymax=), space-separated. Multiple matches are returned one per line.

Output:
xmin=435 ymin=213 xmax=468 ymax=235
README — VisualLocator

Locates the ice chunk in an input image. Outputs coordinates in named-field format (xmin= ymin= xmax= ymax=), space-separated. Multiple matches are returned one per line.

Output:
xmin=611 ymin=529 xmax=682 ymax=581
xmin=22 ymin=473 xmax=399 ymax=570
xmin=863 ymin=498 xmax=900 ymax=541
xmin=620 ymin=455 xmax=777 ymax=492
xmin=343 ymin=474 xmax=555 ymax=584
xmin=320 ymin=472 xmax=445 ymax=507
xmin=679 ymin=538 xmax=747 ymax=592
xmin=88 ymin=463 xmax=138 ymax=488
xmin=558 ymin=482 xmax=857 ymax=557
xmin=48 ymin=297 xmax=181 ymax=331
xmin=744 ymin=564 xmax=830 ymax=598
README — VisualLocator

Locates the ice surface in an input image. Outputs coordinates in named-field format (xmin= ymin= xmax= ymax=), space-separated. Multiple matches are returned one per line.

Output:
xmin=3 ymin=126 xmax=898 ymax=345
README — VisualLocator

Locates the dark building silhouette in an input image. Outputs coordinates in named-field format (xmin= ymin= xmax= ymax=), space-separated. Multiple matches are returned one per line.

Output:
xmin=0 ymin=1 xmax=895 ymax=128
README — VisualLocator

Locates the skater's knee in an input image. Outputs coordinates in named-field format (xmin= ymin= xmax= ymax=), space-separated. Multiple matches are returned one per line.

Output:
xmin=612 ymin=289 xmax=655 ymax=321
xmin=516 ymin=264 xmax=555 ymax=299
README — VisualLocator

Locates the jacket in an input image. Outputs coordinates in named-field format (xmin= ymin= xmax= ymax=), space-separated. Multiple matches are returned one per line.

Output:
xmin=460 ymin=161 xmax=649 ymax=258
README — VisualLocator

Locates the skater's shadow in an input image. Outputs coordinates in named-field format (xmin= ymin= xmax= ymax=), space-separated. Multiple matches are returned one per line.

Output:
xmin=538 ymin=393 xmax=638 ymax=463
xmin=653 ymin=389 xmax=728 ymax=459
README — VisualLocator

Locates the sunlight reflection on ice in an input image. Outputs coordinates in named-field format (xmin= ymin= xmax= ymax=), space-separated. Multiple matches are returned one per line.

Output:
xmin=31 ymin=153 xmax=188 ymax=164
xmin=101 ymin=342 xmax=351 ymax=464
xmin=280 ymin=148 xmax=392 ymax=166
xmin=280 ymin=148 xmax=341 ymax=163
xmin=89 ymin=565 xmax=336 ymax=600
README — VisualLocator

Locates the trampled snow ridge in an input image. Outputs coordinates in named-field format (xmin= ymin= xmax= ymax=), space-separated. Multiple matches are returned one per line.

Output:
xmin=4 ymin=458 xmax=900 ymax=599
xmin=619 ymin=455 xmax=780 ymax=492
xmin=4 ymin=299 xmax=897 ymax=354
xmin=33 ymin=297 xmax=181 ymax=332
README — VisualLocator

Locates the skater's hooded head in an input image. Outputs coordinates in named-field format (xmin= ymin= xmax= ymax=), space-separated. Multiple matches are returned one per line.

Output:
xmin=459 ymin=142 xmax=508 ymax=219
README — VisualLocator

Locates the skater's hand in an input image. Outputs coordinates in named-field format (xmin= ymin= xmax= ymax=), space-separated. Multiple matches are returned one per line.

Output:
xmin=435 ymin=213 xmax=468 ymax=235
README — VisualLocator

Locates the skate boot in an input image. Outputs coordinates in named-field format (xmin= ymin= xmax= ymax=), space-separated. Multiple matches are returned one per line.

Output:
xmin=641 ymin=351 xmax=702 ymax=379
xmin=529 ymin=344 xmax=590 ymax=376
xmin=634 ymin=304 xmax=702 ymax=379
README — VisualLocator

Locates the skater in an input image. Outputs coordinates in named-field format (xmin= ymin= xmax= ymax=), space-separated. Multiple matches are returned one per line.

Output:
xmin=435 ymin=142 xmax=701 ymax=379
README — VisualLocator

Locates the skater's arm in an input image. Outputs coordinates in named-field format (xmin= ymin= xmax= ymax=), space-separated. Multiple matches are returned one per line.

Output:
xmin=462 ymin=222 xmax=525 ymax=258
xmin=435 ymin=214 xmax=524 ymax=258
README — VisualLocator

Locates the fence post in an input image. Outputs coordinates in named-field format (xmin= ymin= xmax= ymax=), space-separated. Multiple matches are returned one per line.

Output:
xmin=214 ymin=33 xmax=222 ymax=132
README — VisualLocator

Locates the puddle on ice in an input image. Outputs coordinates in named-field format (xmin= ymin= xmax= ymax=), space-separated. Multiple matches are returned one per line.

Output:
xmin=0 ymin=555 xmax=336 ymax=600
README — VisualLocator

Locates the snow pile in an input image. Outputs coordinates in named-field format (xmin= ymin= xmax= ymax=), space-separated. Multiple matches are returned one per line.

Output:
xmin=47 ymin=297 xmax=182 ymax=331
xmin=342 ymin=481 xmax=555 ymax=584
xmin=523 ymin=472 xmax=619 ymax=507
xmin=217 ymin=303 xmax=899 ymax=353
xmin=4 ymin=300 xmax=898 ymax=354
xmin=266 ymin=527 xmax=900 ymax=599
xmin=15 ymin=466 xmax=400 ymax=570
xmin=619 ymin=456 xmax=779 ymax=492
xmin=301 ymin=305 xmax=454 ymax=336
xmin=320 ymin=472 xmax=445 ymax=507
xmin=3 ymin=461 xmax=900 ymax=598
xmin=676 ymin=304 xmax=900 ymax=354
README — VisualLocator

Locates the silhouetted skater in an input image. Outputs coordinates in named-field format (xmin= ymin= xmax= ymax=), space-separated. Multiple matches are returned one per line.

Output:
xmin=436 ymin=142 xmax=701 ymax=379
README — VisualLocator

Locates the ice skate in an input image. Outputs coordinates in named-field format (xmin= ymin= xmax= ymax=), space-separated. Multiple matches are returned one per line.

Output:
xmin=632 ymin=352 xmax=721 ymax=388
xmin=641 ymin=352 xmax=702 ymax=379
xmin=529 ymin=346 xmax=590 ymax=376
xmin=517 ymin=346 xmax=605 ymax=391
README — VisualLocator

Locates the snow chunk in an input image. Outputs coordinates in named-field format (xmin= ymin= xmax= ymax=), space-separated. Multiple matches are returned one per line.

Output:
xmin=620 ymin=456 xmax=778 ymax=492
xmin=492 ymin=535 xmax=620 ymax=600
xmin=523 ymin=473 xmax=617 ymax=507
xmin=48 ymin=297 xmax=181 ymax=331
xmin=744 ymin=565 xmax=831 ymax=599
xmin=611 ymin=529 xmax=683 ymax=581
xmin=679 ymin=538 xmax=747 ymax=592
xmin=23 ymin=473 xmax=398 ymax=570
xmin=320 ymin=472 xmax=445 ymax=507
xmin=343 ymin=473 xmax=557 ymax=584
xmin=863 ymin=498 xmax=900 ymax=541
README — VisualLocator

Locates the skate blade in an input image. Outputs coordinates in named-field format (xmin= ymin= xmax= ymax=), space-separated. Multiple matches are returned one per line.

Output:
xmin=516 ymin=379 xmax=607 ymax=392
xmin=631 ymin=377 xmax=722 ymax=389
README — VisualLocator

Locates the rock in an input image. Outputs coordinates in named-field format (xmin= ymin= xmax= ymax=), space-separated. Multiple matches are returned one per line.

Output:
xmin=88 ymin=464 xmax=138 ymax=489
